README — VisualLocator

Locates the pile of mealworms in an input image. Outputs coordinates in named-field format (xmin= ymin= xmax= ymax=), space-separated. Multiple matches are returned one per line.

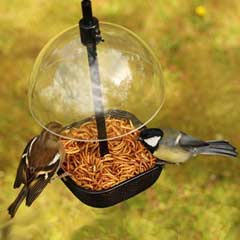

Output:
xmin=61 ymin=117 xmax=156 ymax=191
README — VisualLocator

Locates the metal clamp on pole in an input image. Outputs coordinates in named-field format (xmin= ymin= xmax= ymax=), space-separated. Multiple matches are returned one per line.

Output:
xmin=79 ymin=0 xmax=109 ymax=156
xmin=79 ymin=0 xmax=103 ymax=45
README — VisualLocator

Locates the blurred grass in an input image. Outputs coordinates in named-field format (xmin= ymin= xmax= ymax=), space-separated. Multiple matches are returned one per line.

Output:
xmin=0 ymin=0 xmax=240 ymax=239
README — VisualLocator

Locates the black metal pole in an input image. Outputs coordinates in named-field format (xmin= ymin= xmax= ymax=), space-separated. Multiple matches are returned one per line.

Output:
xmin=79 ymin=0 xmax=109 ymax=156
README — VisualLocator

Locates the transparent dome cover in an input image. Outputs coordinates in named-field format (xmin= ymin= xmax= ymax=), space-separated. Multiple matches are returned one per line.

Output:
xmin=29 ymin=22 xmax=164 ymax=141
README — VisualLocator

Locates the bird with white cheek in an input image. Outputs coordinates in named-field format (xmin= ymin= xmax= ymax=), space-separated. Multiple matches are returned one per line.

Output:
xmin=8 ymin=122 xmax=65 ymax=218
xmin=139 ymin=128 xmax=238 ymax=164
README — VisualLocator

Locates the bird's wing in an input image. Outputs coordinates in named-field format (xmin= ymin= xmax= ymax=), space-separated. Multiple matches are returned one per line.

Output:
xmin=26 ymin=175 xmax=50 ymax=206
xmin=35 ymin=157 xmax=60 ymax=176
xmin=8 ymin=186 xmax=28 ymax=218
xmin=13 ymin=136 xmax=39 ymax=188
xmin=26 ymin=158 xmax=60 ymax=206
xmin=179 ymin=132 xmax=208 ymax=149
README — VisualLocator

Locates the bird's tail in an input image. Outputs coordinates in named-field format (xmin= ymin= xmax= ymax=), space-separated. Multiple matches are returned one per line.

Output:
xmin=8 ymin=186 xmax=27 ymax=218
xmin=198 ymin=140 xmax=238 ymax=158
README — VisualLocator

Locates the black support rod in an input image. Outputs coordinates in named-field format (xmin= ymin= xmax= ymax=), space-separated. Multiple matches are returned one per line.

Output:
xmin=79 ymin=0 xmax=109 ymax=156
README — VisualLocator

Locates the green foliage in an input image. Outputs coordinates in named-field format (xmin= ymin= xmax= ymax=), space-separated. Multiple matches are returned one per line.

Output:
xmin=0 ymin=0 xmax=240 ymax=239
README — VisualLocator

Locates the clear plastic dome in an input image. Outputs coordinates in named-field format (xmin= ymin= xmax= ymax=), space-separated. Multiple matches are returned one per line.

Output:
xmin=29 ymin=22 xmax=164 ymax=141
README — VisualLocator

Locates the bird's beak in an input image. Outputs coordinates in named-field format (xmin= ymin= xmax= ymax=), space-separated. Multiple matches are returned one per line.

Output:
xmin=138 ymin=137 xmax=143 ymax=141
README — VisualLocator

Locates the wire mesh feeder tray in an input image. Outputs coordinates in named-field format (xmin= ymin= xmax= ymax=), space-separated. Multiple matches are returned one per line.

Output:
xmin=58 ymin=110 xmax=164 ymax=208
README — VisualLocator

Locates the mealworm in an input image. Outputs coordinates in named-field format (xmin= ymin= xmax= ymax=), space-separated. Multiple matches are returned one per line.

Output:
xmin=61 ymin=117 xmax=157 ymax=190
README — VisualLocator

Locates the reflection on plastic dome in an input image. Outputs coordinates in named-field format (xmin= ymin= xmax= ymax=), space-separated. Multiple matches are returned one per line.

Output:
xmin=40 ymin=48 xmax=132 ymax=118
xmin=29 ymin=23 xmax=164 ymax=140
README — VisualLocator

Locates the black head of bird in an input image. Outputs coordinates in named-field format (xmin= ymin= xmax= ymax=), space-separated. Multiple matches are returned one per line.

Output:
xmin=139 ymin=128 xmax=164 ymax=153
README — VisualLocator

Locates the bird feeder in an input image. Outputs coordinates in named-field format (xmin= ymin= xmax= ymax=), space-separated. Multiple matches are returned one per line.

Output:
xmin=28 ymin=0 xmax=165 ymax=207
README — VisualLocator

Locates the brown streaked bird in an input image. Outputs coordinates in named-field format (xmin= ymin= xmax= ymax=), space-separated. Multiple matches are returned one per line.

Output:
xmin=8 ymin=122 xmax=65 ymax=218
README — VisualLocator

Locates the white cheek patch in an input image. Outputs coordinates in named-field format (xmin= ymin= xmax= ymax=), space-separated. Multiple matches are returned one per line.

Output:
xmin=144 ymin=136 xmax=161 ymax=147
xmin=48 ymin=153 xmax=60 ymax=166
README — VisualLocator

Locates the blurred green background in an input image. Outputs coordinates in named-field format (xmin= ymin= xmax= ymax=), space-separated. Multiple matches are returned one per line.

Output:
xmin=0 ymin=0 xmax=239 ymax=239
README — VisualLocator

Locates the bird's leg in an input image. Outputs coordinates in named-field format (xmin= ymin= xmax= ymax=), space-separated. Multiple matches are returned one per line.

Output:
xmin=51 ymin=172 xmax=72 ymax=182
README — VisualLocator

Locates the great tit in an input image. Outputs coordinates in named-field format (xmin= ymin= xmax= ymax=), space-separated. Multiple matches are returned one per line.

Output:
xmin=139 ymin=128 xmax=238 ymax=164
xmin=8 ymin=122 xmax=65 ymax=218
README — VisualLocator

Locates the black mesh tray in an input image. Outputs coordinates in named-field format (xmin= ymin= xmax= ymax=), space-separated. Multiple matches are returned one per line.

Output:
xmin=58 ymin=110 xmax=164 ymax=208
